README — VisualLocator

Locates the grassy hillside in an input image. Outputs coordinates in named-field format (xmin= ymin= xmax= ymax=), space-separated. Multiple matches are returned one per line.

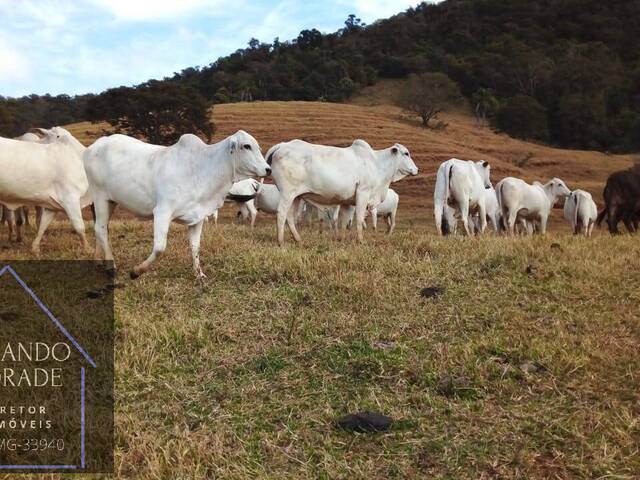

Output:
xmin=66 ymin=100 xmax=634 ymax=219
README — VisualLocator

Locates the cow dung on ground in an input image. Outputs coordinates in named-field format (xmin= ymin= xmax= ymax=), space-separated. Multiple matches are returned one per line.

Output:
xmin=420 ymin=286 xmax=444 ymax=299
xmin=336 ymin=411 xmax=394 ymax=433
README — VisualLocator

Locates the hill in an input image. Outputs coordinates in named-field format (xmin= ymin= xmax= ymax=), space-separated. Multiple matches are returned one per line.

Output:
xmin=4 ymin=0 xmax=640 ymax=153
xmin=66 ymin=100 xmax=634 ymax=221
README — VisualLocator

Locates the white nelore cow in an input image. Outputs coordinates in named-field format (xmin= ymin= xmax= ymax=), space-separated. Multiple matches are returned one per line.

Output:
xmin=434 ymin=158 xmax=492 ymax=236
xmin=563 ymin=189 xmax=597 ymax=236
xmin=369 ymin=188 xmax=399 ymax=234
xmin=470 ymin=186 xmax=501 ymax=233
xmin=84 ymin=130 xmax=270 ymax=279
xmin=228 ymin=178 xmax=261 ymax=227
xmin=298 ymin=200 xmax=341 ymax=231
xmin=496 ymin=177 xmax=571 ymax=235
xmin=268 ymin=139 xmax=418 ymax=245
xmin=0 ymin=127 xmax=90 ymax=253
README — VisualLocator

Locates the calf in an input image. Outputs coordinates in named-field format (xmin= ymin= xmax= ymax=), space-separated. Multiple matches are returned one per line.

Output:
xmin=564 ymin=189 xmax=598 ymax=236
xmin=369 ymin=188 xmax=399 ymax=234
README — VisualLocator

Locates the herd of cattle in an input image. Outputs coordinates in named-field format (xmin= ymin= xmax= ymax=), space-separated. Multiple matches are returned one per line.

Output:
xmin=1 ymin=127 xmax=639 ymax=278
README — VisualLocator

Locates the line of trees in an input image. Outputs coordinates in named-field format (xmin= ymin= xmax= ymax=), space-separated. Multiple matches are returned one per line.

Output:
xmin=1 ymin=0 xmax=639 ymax=151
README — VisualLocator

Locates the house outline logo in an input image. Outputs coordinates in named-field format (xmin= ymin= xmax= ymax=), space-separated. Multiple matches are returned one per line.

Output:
xmin=0 ymin=264 xmax=96 ymax=471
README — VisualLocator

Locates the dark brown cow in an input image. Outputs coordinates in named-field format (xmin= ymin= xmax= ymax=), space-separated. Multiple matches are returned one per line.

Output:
xmin=596 ymin=169 xmax=640 ymax=233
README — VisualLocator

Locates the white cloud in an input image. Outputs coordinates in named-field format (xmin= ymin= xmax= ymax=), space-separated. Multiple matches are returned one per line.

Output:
xmin=89 ymin=0 xmax=229 ymax=22
xmin=0 ymin=0 xmax=433 ymax=96
xmin=0 ymin=37 xmax=31 ymax=84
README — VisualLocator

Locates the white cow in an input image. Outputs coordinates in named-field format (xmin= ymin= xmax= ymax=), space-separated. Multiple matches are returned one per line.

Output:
xmin=84 ymin=130 xmax=270 ymax=279
xmin=229 ymin=178 xmax=261 ymax=227
xmin=470 ymin=186 xmax=501 ymax=233
xmin=0 ymin=127 xmax=90 ymax=253
xmin=268 ymin=140 xmax=418 ymax=244
xmin=496 ymin=177 xmax=571 ymax=235
xmin=369 ymin=188 xmax=399 ymax=234
xmin=434 ymin=158 xmax=492 ymax=236
xmin=563 ymin=189 xmax=597 ymax=236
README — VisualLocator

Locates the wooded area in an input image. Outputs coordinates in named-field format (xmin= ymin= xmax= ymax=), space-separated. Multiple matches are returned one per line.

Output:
xmin=1 ymin=0 xmax=639 ymax=151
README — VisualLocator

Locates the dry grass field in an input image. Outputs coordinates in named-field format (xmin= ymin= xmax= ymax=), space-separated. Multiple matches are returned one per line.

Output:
xmin=2 ymin=100 xmax=639 ymax=479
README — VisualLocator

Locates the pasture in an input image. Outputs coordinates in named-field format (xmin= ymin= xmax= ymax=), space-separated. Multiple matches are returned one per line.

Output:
xmin=2 ymin=100 xmax=639 ymax=478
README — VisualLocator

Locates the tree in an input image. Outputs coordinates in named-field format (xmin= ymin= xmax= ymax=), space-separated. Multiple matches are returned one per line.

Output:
xmin=397 ymin=73 xmax=462 ymax=127
xmin=0 ymin=102 xmax=14 ymax=136
xmin=496 ymin=95 xmax=549 ymax=141
xmin=86 ymin=82 xmax=215 ymax=145
xmin=472 ymin=88 xmax=499 ymax=125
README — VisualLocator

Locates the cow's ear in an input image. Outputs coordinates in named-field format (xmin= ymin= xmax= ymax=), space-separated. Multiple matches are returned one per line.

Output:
xmin=482 ymin=161 xmax=489 ymax=168
xmin=391 ymin=147 xmax=398 ymax=154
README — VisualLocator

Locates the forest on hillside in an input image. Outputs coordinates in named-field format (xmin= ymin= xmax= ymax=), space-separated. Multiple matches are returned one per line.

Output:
xmin=1 ymin=0 xmax=639 ymax=152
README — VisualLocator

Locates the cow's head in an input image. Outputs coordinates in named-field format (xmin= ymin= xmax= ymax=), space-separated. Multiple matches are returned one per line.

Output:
xmin=228 ymin=130 xmax=271 ymax=181
xmin=390 ymin=143 xmax=418 ymax=181
xmin=545 ymin=178 xmax=571 ymax=203
xmin=475 ymin=160 xmax=492 ymax=189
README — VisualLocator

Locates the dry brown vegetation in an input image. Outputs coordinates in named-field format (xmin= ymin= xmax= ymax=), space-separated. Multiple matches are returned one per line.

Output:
xmin=2 ymin=101 xmax=639 ymax=479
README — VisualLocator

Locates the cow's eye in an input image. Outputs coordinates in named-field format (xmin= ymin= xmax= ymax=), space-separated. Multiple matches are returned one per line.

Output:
xmin=243 ymin=144 xmax=251 ymax=150
xmin=404 ymin=152 xmax=409 ymax=156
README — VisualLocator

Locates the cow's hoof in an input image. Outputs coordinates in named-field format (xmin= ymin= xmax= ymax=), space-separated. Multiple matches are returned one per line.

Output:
xmin=129 ymin=271 xmax=140 ymax=280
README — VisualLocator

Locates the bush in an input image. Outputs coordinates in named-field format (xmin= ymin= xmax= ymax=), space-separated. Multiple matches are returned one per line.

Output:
xmin=496 ymin=95 xmax=549 ymax=141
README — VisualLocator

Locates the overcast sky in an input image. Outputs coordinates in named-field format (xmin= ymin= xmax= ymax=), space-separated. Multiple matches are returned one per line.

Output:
xmin=0 ymin=0 xmax=425 ymax=98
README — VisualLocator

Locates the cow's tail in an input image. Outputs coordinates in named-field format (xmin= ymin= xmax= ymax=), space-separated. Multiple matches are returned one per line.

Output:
xmin=497 ymin=181 xmax=507 ymax=230
xmin=440 ymin=163 xmax=453 ymax=235
xmin=573 ymin=193 xmax=581 ymax=233
xmin=226 ymin=193 xmax=258 ymax=203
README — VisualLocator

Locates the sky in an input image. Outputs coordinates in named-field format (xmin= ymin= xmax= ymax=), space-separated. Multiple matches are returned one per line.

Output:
xmin=0 ymin=0 xmax=424 ymax=98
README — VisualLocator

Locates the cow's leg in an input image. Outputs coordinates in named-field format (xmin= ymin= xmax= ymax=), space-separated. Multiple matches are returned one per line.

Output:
xmin=22 ymin=207 xmax=29 ymax=227
xmin=15 ymin=208 xmax=24 ymax=243
xmin=387 ymin=211 xmax=396 ymax=235
xmin=35 ymin=206 xmax=43 ymax=230
xmin=506 ymin=209 xmax=518 ymax=236
xmin=622 ymin=212 xmax=636 ymax=234
xmin=248 ymin=201 xmax=258 ymax=229
xmin=606 ymin=204 xmax=620 ymax=234
xmin=355 ymin=197 xmax=368 ymax=243
xmin=31 ymin=208 xmax=56 ymax=254
xmin=434 ymin=206 xmax=443 ymax=236
xmin=6 ymin=209 xmax=16 ymax=242
xmin=7 ymin=209 xmax=18 ymax=242
xmin=459 ymin=202 xmax=472 ymax=236
xmin=286 ymin=197 xmax=302 ymax=242
xmin=478 ymin=203 xmax=488 ymax=234
xmin=588 ymin=221 xmax=595 ymax=237
xmin=371 ymin=209 xmax=378 ymax=232
xmin=188 ymin=220 xmax=206 ymax=280
xmin=276 ymin=193 xmax=297 ymax=246
xmin=93 ymin=199 xmax=116 ymax=267
xmin=538 ymin=214 xmax=548 ymax=235
xmin=337 ymin=206 xmax=351 ymax=240
xmin=62 ymin=199 xmax=91 ymax=254
xmin=131 ymin=207 xmax=172 ymax=279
